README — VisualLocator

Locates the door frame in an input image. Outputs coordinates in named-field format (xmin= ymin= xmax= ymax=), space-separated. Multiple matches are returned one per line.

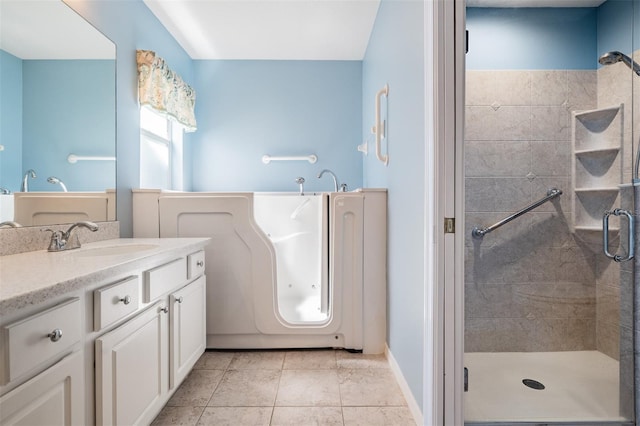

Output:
xmin=423 ymin=0 xmax=465 ymax=424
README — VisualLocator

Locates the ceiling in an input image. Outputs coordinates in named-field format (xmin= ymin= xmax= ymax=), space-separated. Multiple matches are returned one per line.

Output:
xmin=145 ymin=0 xmax=609 ymax=60
xmin=143 ymin=0 xmax=381 ymax=60
xmin=0 ymin=0 xmax=114 ymax=60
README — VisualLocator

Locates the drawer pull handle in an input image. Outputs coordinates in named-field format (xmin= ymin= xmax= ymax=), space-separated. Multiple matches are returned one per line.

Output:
xmin=196 ymin=260 xmax=204 ymax=267
xmin=176 ymin=296 xmax=184 ymax=304
xmin=119 ymin=295 xmax=132 ymax=305
xmin=47 ymin=329 xmax=63 ymax=342
xmin=160 ymin=306 xmax=169 ymax=314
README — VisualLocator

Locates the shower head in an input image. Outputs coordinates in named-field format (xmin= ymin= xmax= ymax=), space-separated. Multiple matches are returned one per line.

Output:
xmin=598 ymin=51 xmax=640 ymax=76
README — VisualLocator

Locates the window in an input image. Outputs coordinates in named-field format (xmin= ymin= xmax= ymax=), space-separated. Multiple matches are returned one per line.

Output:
xmin=140 ymin=107 xmax=184 ymax=190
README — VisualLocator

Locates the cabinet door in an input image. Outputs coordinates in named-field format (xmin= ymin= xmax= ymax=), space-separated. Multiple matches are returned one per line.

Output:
xmin=95 ymin=302 xmax=168 ymax=426
xmin=0 ymin=351 xmax=84 ymax=425
xmin=170 ymin=276 xmax=206 ymax=389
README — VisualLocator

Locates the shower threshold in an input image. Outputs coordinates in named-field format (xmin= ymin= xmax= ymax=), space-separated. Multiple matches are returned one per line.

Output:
xmin=464 ymin=351 xmax=629 ymax=424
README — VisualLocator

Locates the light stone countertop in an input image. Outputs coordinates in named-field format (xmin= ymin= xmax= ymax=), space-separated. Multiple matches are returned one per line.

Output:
xmin=0 ymin=237 xmax=210 ymax=315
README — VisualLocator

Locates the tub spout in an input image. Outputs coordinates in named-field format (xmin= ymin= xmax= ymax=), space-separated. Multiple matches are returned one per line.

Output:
xmin=295 ymin=177 xmax=305 ymax=196
xmin=317 ymin=169 xmax=338 ymax=192
xmin=21 ymin=169 xmax=36 ymax=192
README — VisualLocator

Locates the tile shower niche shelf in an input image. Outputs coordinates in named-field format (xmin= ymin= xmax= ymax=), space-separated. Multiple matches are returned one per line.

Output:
xmin=571 ymin=104 xmax=623 ymax=251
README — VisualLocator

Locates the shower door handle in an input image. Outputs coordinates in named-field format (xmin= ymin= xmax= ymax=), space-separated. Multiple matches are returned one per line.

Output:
xmin=603 ymin=208 xmax=635 ymax=262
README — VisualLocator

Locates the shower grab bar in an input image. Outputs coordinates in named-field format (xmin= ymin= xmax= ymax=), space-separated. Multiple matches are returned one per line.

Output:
xmin=471 ymin=188 xmax=562 ymax=239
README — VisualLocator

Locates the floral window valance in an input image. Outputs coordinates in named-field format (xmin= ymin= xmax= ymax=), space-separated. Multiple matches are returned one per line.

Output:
xmin=136 ymin=49 xmax=197 ymax=132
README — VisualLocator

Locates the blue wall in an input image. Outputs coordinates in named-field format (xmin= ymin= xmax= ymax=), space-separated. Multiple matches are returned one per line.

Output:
xmin=21 ymin=60 xmax=115 ymax=192
xmin=363 ymin=0 xmax=425 ymax=408
xmin=67 ymin=0 xmax=195 ymax=236
xmin=191 ymin=60 xmax=362 ymax=192
xmin=466 ymin=7 xmax=598 ymax=70
xmin=467 ymin=1 xmax=640 ymax=71
xmin=0 ymin=50 xmax=22 ymax=192
xmin=598 ymin=0 xmax=637 ymax=61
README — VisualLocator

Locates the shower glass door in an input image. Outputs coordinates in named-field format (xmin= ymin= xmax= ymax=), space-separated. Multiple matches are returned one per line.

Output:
xmin=463 ymin=0 xmax=637 ymax=423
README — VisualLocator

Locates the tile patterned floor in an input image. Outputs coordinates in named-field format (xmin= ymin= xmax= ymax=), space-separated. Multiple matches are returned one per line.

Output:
xmin=151 ymin=349 xmax=416 ymax=426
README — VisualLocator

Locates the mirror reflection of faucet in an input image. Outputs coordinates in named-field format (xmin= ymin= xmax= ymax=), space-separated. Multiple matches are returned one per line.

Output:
xmin=21 ymin=169 xmax=36 ymax=192
xmin=0 ymin=221 xmax=21 ymax=228
xmin=47 ymin=176 xmax=68 ymax=192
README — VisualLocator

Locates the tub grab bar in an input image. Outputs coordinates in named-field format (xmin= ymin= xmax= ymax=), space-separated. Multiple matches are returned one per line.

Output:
xmin=262 ymin=154 xmax=317 ymax=164
xmin=471 ymin=188 xmax=562 ymax=239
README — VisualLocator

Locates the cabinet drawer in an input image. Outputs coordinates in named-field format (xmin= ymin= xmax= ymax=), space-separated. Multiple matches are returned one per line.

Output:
xmin=187 ymin=250 xmax=205 ymax=280
xmin=94 ymin=276 xmax=140 ymax=331
xmin=143 ymin=258 xmax=186 ymax=302
xmin=1 ymin=298 xmax=81 ymax=384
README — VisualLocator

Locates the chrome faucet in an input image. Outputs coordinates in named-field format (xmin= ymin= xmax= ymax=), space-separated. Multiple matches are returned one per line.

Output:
xmin=21 ymin=169 xmax=36 ymax=192
xmin=47 ymin=176 xmax=68 ymax=192
xmin=44 ymin=221 xmax=98 ymax=252
xmin=0 ymin=221 xmax=22 ymax=228
xmin=0 ymin=187 xmax=10 ymax=194
xmin=295 ymin=177 xmax=305 ymax=196
xmin=317 ymin=169 xmax=338 ymax=192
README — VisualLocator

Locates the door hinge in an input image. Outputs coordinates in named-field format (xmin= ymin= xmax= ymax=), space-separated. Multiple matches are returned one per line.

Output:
xmin=444 ymin=217 xmax=455 ymax=234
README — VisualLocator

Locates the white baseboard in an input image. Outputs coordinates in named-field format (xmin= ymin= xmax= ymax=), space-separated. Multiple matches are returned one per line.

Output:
xmin=385 ymin=344 xmax=424 ymax=425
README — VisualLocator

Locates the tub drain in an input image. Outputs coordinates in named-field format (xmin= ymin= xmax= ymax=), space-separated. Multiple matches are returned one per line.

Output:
xmin=522 ymin=379 xmax=545 ymax=390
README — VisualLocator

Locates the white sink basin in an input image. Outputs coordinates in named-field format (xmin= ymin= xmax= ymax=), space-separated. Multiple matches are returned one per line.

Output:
xmin=73 ymin=244 xmax=159 ymax=257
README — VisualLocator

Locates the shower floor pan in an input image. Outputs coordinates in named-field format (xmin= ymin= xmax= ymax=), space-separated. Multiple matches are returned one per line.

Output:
xmin=464 ymin=351 xmax=626 ymax=424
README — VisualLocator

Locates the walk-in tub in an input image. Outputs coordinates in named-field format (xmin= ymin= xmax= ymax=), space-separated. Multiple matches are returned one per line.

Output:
xmin=133 ymin=189 xmax=387 ymax=353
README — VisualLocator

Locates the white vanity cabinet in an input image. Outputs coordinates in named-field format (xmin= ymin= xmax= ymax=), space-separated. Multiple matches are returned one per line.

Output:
xmin=0 ymin=239 xmax=209 ymax=426
xmin=0 ymin=298 xmax=84 ymax=426
xmin=95 ymin=251 xmax=207 ymax=426
xmin=95 ymin=301 xmax=168 ymax=426
xmin=0 ymin=351 xmax=84 ymax=425
xmin=170 ymin=275 xmax=206 ymax=388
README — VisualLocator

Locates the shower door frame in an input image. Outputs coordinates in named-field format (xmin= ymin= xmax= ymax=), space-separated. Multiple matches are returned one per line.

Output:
xmin=447 ymin=1 xmax=639 ymax=424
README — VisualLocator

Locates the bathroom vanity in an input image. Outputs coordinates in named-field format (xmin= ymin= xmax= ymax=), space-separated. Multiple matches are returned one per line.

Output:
xmin=0 ymin=237 xmax=209 ymax=425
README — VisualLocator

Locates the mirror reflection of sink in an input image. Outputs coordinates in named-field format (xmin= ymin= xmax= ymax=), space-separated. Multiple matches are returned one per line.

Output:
xmin=73 ymin=244 xmax=159 ymax=257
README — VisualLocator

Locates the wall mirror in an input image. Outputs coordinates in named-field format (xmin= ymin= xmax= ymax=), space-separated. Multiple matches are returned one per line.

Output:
xmin=0 ymin=0 xmax=116 ymax=227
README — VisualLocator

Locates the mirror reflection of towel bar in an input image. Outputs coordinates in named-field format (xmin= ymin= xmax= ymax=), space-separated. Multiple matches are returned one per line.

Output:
xmin=261 ymin=154 xmax=317 ymax=164
xmin=67 ymin=154 xmax=116 ymax=164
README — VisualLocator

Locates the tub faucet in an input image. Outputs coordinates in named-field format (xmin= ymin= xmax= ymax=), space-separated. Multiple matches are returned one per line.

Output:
xmin=47 ymin=176 xmax=68 ymax=192
xmin=21 ymin=169 xmax=36 ymax=192
xmin=295 ymin=177 xmax=305 ymax=196
xmin=317 ymin=169 xmax=338 ymax=192
xmin=0 ymin=187 xmax=10 ymax=194
xmin=44 ymin=221 xmax=98 ymax=252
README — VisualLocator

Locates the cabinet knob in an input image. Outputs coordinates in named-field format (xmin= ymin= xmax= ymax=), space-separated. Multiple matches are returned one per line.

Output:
xmin=47 ymin=328 xmax=63 ymax=342
xmin=175 ymin=296 xmax=184 ymax=304
xmin=196 ymin=260 xmax=204 ymax=267
xmin=119 ymin=295 xmax=131 ymax=305
xmin=160 ymin=306 xmax=169 ymax=314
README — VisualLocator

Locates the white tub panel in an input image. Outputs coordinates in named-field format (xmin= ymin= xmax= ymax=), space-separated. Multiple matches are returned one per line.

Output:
xmin=133 ymin=189 xmax=387 ymax=353
xmin=13 ymin=192 xmax=111 ymax=226
xmin=158 ymin=194 xmax=275 ymax=336
xmin=331 ymin=193 xmax=364 ymax=350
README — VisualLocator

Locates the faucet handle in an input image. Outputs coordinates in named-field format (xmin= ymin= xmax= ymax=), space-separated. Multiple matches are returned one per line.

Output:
xmin=43 ymin=229 xmax=65 ymax=251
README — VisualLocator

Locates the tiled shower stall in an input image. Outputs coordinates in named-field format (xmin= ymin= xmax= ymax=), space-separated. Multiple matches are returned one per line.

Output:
xmin=464 ymin=52 xmax=638 ymax=415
